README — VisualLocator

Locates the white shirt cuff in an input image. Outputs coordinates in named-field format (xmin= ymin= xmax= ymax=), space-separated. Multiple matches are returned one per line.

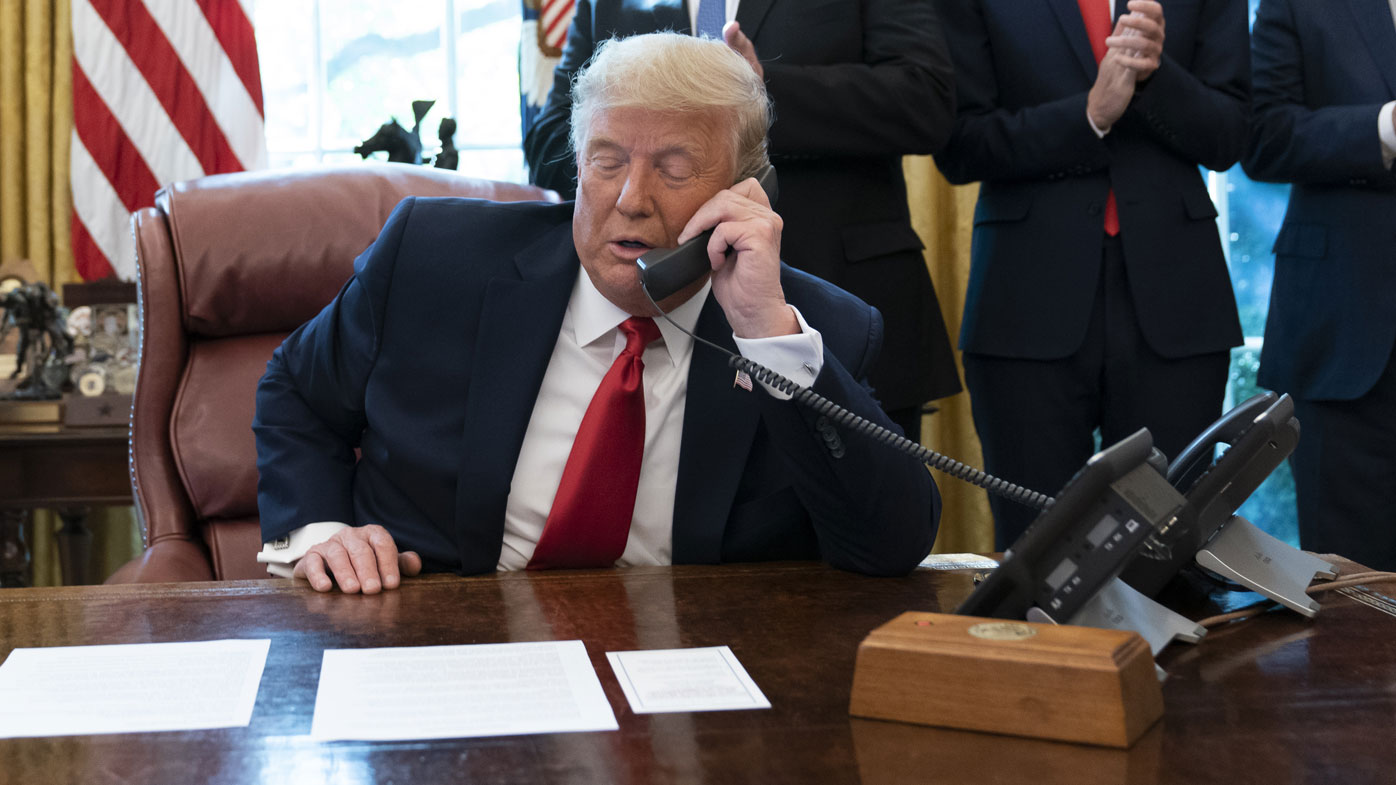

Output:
xmin=258 ymin=521 xmax=350 ymax=577
xmin=731 ymin=305 xmax=824 ymax=400
xmin=1087 ymin=107 xmax=1110 ymax=138
xmin=1379 ymin=101 xmax=1396 ymax=170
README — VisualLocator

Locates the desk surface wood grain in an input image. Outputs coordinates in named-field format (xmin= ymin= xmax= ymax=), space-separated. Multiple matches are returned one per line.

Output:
xmin=1 ymin=563 xmax=1394 ymax=785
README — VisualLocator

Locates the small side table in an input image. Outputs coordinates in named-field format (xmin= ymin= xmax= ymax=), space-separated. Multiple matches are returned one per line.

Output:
xmin=0 ymin=406 xmax=131 ymax=587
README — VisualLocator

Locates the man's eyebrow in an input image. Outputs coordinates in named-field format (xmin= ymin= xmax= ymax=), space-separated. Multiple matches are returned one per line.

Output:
xmin=653 ymin=146 xmax=704 ymax=170
xmin=583 ymin=138 xmax=625 ymax=156
xmin=654 ymin=144 xmax=700 ymax=161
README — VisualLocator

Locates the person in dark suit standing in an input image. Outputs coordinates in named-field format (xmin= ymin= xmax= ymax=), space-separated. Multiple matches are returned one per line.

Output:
xmin=253 ymin=33 xmax=939 ymax=593
xmin=1244 ymin=0 xmax=1396 ymax=570
xmin=933 ymin=0 xmax=1248 ymax=547
xmin=524 ymin=0 xmax=962 ymax=442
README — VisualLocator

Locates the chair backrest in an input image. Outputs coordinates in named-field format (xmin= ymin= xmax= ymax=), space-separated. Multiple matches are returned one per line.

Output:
xmin=111 ymin=164 xmax=559 ymax=582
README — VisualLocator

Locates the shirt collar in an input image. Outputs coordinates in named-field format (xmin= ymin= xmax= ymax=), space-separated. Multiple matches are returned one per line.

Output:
xmin=570 ymin=268 xmax=710 ymax=369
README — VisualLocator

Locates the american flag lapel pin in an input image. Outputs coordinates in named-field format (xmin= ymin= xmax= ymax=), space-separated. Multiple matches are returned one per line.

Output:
xmin=734 ymin=369 xmax=753 ymax=391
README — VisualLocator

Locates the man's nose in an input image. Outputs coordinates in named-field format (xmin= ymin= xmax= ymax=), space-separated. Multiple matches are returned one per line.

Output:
xmin=616 ymin=168 xmax=656 ymax=216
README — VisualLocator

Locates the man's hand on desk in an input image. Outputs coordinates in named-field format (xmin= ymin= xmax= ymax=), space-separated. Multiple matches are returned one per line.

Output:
xmin=294 ymin=524 xmax=422 ymax=594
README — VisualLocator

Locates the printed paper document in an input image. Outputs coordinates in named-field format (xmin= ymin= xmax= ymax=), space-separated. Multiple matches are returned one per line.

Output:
xmin=607 ymin=646 xmax=771 ymax=713
xmin=310 ymin=640 xmax=618 ymax=741
xmin=0 ymin=639 xmax=270 ymax=738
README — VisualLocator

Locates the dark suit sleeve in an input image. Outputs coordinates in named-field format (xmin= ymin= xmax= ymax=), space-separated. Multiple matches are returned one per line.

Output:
xmin=1126 ymin=0 xmax=1250 ymax=172
xmin=762 ymin=0 xmax=956 ymax=157
xmin=252 ymin=199 xmax=416 ymax=542
xmin=756 ymin=304 xmax=940 ymax=576
xmin=523 ymin=0 xmax=595 ymax=199
xmin=933 ymin=0 xmax=1109 ymax=184
xmin=1243 ymin=0 xmax=1396 ymax=185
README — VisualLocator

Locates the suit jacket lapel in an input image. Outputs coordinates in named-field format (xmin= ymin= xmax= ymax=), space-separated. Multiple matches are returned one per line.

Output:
xmin=734 ymin=0 xmax=776 ymax=40
xmin=1348 ymin=0 xmax=1396 ymax=97
xmin=671 ymin=294 xmax=761 ymax=564
xmin=1047 ymin=0 xmax=1102 ymax=82
xmin=454 ymin=220 xmax=578 ymax=573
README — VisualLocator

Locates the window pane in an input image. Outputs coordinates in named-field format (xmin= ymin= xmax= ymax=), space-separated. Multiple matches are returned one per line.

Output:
xmin=454 ymin=148 xmax=527 ymax=183
xmin=322 ymin=0 xmax=449 ymax=153
xmin=455 ymin=0 xmax=526 ymax=180
xmin=255 ymin=1 xmax=316 ymax=154
xmin=1224 ymin=165 xmax=1291 ymax=338
xmin=255 ymin=1 xmax=527 ymax=181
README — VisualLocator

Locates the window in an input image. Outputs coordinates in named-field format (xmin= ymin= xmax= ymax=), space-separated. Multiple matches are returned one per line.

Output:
xmin=253 ymin=0 xmax=526 ymax=182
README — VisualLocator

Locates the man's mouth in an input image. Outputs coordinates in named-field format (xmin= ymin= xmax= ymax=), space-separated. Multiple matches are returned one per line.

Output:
xmin=616 ymin=240 xmax=651 ymax=249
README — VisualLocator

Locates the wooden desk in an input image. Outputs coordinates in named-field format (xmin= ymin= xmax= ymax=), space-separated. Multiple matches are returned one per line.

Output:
xmin=1 ymin=563 xmax=1394 ymax=784
xmin=0 ymin=422 xmax=131 ymax=587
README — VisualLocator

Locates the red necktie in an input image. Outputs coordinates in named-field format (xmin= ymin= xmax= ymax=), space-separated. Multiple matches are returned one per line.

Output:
xmin=528 ymin=316 xmax=662 ymax=570
xmin=1079 ymin=0 xmax=1121 ymax=236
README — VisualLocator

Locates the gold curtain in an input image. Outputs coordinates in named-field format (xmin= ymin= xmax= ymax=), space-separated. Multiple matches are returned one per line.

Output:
xmin=1 ymin=0 xmax=142 ymax=586
xmin=904 ymin=156 xmax=994 ymax=554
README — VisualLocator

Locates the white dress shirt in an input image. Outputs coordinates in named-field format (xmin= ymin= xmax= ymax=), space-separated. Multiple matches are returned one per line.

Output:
xmin=259 ymin=272 xmax=824 ymax=577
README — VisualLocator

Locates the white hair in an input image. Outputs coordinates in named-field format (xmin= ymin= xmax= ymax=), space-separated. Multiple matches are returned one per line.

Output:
xmin=569 ymin=32 xmax=772 ymax=180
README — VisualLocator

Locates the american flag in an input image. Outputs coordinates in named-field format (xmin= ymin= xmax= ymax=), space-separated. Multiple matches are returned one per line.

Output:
xmin=520 ymin=0 xmax=576 ymax=136
xmin=71 ymin=0 xmax=266 ymax=281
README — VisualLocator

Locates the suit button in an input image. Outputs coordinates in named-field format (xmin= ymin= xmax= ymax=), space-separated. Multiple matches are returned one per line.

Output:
xmin=1088 ymin=203 xmax=1102 ymax=216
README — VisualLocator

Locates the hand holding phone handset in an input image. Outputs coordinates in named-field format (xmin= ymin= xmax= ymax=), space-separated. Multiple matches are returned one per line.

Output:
xmin=637 ymin=164 xmax=780 ymax=302
xmin=636 ymin=165 xmax=1053 ymax=513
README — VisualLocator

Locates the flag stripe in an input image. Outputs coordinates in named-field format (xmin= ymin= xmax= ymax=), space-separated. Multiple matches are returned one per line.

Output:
xmin=542 ymin=0 xmax=576 ymax=48
xmin=544 ymin=11 xmax=570 ymax=40
xmin=145 ymin=0 xmax=266 ymax=169
xmin=71 ymin=63 xmax=161 ymax=215
xmin=71 ymin=131 xmax=137 ymax=281
xmin=71 ymin=211 xmax=117 ymax=282
xmin=194 ymin=0 xmax=264 ymax=115
xmin=86 ymin=0 xmax=243 ymax=175
xmin=73 ymin=0 xmax=204 ymax=187
xmin=70 ymin=0 xmax=264 ymax=280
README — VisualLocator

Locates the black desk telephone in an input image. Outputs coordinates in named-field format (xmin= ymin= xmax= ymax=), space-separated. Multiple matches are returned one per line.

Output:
xmin=957 ymin=392 xmax=1305 ymax=622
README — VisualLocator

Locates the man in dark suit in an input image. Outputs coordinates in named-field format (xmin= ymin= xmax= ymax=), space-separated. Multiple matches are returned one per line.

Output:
xmin=1244 ymin=0 xmax=1396 ymax=570
xmin=253 ymin=33 xmax=939 ymax=593
xmin=933 ymin=0 xmax=1248 ymax=547
xmin=523 ymin=0 xmax=961 ymax=442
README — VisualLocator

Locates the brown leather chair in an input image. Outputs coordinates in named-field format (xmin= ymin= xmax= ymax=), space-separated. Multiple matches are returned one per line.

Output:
xmin=108 ymin=164 xmax=558 ymax=583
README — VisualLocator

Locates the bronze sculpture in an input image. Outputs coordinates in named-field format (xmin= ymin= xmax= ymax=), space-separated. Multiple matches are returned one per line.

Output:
xmin=353 ymin=99 xmax=436 ymax=164
xmin=433 ymin=117 xmax=458 ymax=170
xmin=0 ymin=281 xmax=73 ymax=400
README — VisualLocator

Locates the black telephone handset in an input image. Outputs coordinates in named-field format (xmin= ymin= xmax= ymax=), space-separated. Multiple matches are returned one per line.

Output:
xmin=637 ymin=165 xmax=779 ymax=303
xmin=1119 ymin=391 xmax=1300 ymax=597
